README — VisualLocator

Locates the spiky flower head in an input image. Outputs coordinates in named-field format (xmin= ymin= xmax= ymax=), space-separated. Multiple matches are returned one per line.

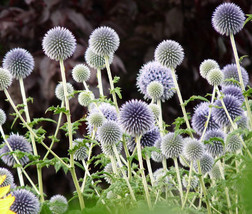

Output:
xmin=0 ymin=68 xmax=12 ymax=91
xmin=55 ymin=82 xmax=74 ymax=101
xmin=49 ymin=194 xmax=68 ymax=214
xmin=195 ymin=153 xmax=214 ymax=174
xmin=3 ymin=48 xmax=34 ymax=79
xmin=101 ymin=141 xmax=122 ymax=157
xmin=89 ymin=103 xmax=117 ymax=121
xmin=78 ymin=91 xmax=94 ymax=107
xmin=204 ymin=129 xmax=225 ymax=157
xmin=183 ymin=138 xmax=204 ymax=161
xmin=10 ymin=189 xmax=40 ymax=214
xmin=89 ymin=26 xmax=120 ymax=56
xmin=151 ymin=139 xmax=166 ymax=163
xmin=212 ymin=3 xmax=245 ymax=36
xmin=147 ymin=81 xmax=164 ymax=100
xmin=119 ymin=99 xmax=154 ymax=136
xmin=148 ymin=104 xmax=160 ymax=119
xmin=0 ymin=109 xmax=6 ymax=125
xmin=88 ymin=112 xmax=104 ymax=128
xmin=42 ymin=26 xmax=76 ymax=61
xmin=222 ymin=64 xmax=249 ymax=87
xmin=206 ymin=68 xmax=224 ymax=86
xmin=161 ymin=132 xmax=184 ymax=159
xmin=182 ymin=174 xmax=199 ymax=190
xmin=85 ymin=47 xmax=113 ymax=70
xmin=98 ymin=121 xmax=122 ymax=145
xmin=236 ymin=113 xmax=248 ymax=129
xmin=154 ymin=40 xmax=184 ymax=69
xmin=199 ymin=59 xmax=220 ymax=79
xmin=72 ymin=138 xmax=88 ymax=161
xmin=191 ymin=102 xmax=220 ymax=135
xmin=221 ymin=85 xmax=244 ymax=104
xmin=153 ymin=168 xmax=172 ymax=191
xmin=0 ymin=168 xmax=14 ymax=187
xmin=0 ymin=134 xmax=32 ymax=166
xmin=209 ymin=163 xmax=222 ymax=180
xmin=104 ymin=163 xmax=122 ymax=184
xmin=212 ymin=95 xmax=243 ymax=127
xmin=226 ymin=133 xmax=243 ymax=153
xmin=72 ymin=64 xmax=90 ymax=83
xmin=137 ymin=61 xmax=176 ymax=102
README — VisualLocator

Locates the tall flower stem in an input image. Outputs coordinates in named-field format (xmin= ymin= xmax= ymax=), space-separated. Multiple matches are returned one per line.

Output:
xmin=182 ymin=161 xmax=193 ymax=208
xmin=136 ymin=136 xmax=152 ymax=209
xmin=96 ymin=68 xmax=104 ymax=97
xmin=145 ymin=155 xmax=154 ymax=187
xmin=230 ymin=34 xmax=252 ymax=129
xmin=59 ymin=59 xmax=85 ymax=210
xmin=157 ymin=99 xmax=163 ymax=134
xmin=173 ymin=157 xmax=184 ymax=205
xmin=170 ymin=68 xmax=193 ymax=138
xmin=122 ymin=137 xmax=132 ymax=181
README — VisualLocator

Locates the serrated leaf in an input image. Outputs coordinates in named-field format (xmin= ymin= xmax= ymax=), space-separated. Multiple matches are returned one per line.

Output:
xmin=113 ymin=76 xmax=120 ymax=84
xmin=183 ymin=95 xmax=209 ymax=107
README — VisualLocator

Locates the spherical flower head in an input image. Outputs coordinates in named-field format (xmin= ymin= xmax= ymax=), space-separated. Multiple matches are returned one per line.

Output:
xmin=183 ymin=138 xmax=204 ymax=161
xmin=72 ymin=64 xmax=90 ymax=83
xmin=0 ymin=68 xmax=12 ymax=91
xmin=154 ymin=40 xmax=184 ymax=69
xmin=0 ymin=109 xmax=6 ymax=125
xmin=89 ymin=26 xmax=120 ymax=57
xmin=191 ymin=102 xmax=220 ymax=135
xmin=78 ymin=91 xmax=94 ymax=107
xmin=148 ymin=104 xmax=160 ymax=120
xmin=101 ymin=141 xmax=122 ymax=157
xmin=221 ymin=85 xmax=244 ymax=104
xmin=199 ymin=59 xmax=219 ymax=79
xmin=85 ymin=47 xmax=113 ymax=70
xmin=212 ymin=94 xmax=243 ymax=127
xmin=98 ymin=121 xmax=122 ymax=145
xmin=73 ymin=138 xmax=88 ymax=161
xmin=88 ymin=112 xmax=104 ymax=128
xmin=3 ymin=48 xmax=34 ymax=79
xmin=0 ymin=134 xmax=32 ymax=166
xmin=151 ymin=139 xmax=166 ymax=163
xmin=212 ymin=3 xmax=245 ymax=36
xmin=203 ymin=129 xmax=225 ymax=157
xmin=42 ymin=26 xmax=76 ymax=61
xmin=119 ymin=99 xmax=154 ymax=136
xmin=182 ymin=174 xmax=199 ymax=190
xmin=0 ymin=168 xmax=14 ymax=187
xmin=137 ymin=61 xmax=176 ymax=102
xmin=222 ymin=64 xmax=249 ymax=87
xmin=104 ymin=163 xmax=122 ymax=184
xmin=55 ymin=82 xmax=74 ymax=101
xmin=226 ymin=133 xmax=243 ymax=153
xmin=10 ymin=189 xmax=40 ymax=214
xmin=147 ymin=81 xmax=164 ymax=100
xmin=153 ymin=168 xmax=172 ymax=191
xmin=206 ymin=68 xmax=224 ymax=86
xmin=209 ymin=163 xmax=222 ymax=180
xmin=49 ymin=194 xmax=68 ymax=214
xmin=90 ymin=103 xmax=118 ymax=121
xmin=195 ymin=153 xmax=214 ymax=174
xmin=236 ymin=113 xmax=248 ymax=129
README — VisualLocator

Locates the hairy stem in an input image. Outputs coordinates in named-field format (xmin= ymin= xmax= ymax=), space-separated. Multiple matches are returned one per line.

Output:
xmin=97 ymin=68 xmax=104 ymax=97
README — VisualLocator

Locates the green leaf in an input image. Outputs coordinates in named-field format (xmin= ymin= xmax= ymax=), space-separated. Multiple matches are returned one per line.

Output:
xmin=183 ymin=95 xmax=209 ymax=107
xmin=239 ymin=55 xmax=248 ymax=63
xmin=111 ymin=87 xmax=122 ymax=99
xmin=113 ymin=76 xmax=120 ymax=84
xmin=30 ymin=117 xmax=57 ymax=126
xmin=244 ymin=14 xmax=252 ymax=26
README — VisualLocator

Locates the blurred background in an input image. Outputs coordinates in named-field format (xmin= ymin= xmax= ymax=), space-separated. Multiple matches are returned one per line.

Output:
xmin=0 ymin=0 xmax=251 ymax=199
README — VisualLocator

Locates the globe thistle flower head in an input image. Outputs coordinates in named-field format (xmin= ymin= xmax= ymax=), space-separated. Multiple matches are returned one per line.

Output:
xmin=148 ymin=104 xmax=160 ymax=120
xmin=222 ymin=64 xmax=249 ymax=87
xmin=72 ymin=138 xmax=88 ymax=161
xmin=147 ymin=81 xmax=164 ymax=100
xmin=151 ymin=139 xmax=166 ymax=163
xmin=153 ymin=168 xmax=172 ymax=191
xmin=182 ymin=174 xmax=199 ymax=190
xmin=226 ymin=133 xmax=243 ymax=153
xmin=55 ymin=82 xmax=74 ymax=101
xmin=183 ymin=138 xmax=204 ymax=161
xmin=88 ymin=112 xmax=104 ymax=128
xmin=78 ymin=91 xmax=95 ymax=107
xmin=119 ymin=99 xmax=154 ymax=136
xmin=195 ymin=153 xmax=214 ymax=174
xmin=90 ymin=103 xmax=118 ymax=121
xmin=85 ymin=47 xmax=113 ymax=70
xmin=199 ymin=59 xmax=219 ymax=78
xmin=49 ymin=194 xmax=68 ymax=214
xmin=209 ymin=163 xmax=222 ymax=180
xmin=221 ymin=85 xmax=244 ymax=104
xmin=72 ymin=64 xmax=90 ymax=83
xmin=0 ymin=68 xmax=12 ymax=91
xmin=3 ymin=48 xmax=34 ymax=79
xmin=89 ymin=26 xmax=120 ymax=57
xmin=98 ymin=121 xmax=122 ymax=145
xmin=136 ymin=61 xmax=176 ymax=102
xmin=161 ymin=132 xmax=184 ymax=159
xmin=154 ymin=40 xmax=184 ymax=69
xmin=206 ymin=68 xmax=224 ymax=86
xmin=0 ymin=109 xmax=6 ymax=125
xmin=203 ymin=129 xmax=225 ymax=157
xmin=10 ymin=189 xmax=40 ymax=214
xmin=101 ymin=141 xmax=122 ymax=157
xmin=191 ymin=102 xmax=220 ymax=135
xmin=212 ymin=94 xmax=243 ymax=127
xmin=0 ymin=133 xmax=32 ymax=166
xmin=104 ymin=163 xmax=121 ymax=184
xmin=212 ymin=3 xmax=245 ymax=36
xmin=236 ymin=113 xmax=248 ymax=129
xmin=42 ymin=26 xmax=76 ymax=61
xmin=0 ymin=168 xmax=14 ymax=187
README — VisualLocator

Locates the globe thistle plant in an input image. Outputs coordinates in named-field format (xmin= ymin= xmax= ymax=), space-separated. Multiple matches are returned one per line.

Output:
xmin=49 ymin=194 xmax=68 ymax=214
xmin=147 ymin=81 xmax=164 ymax=101
xmin=206 ymin=68 xmax=224 ymax=86
xmin=87 ymin=112 xmax=104 ymax=128
xmin=209 ymin=163 xmax=222 ymax=180
xmin=182 ymin=174 xmax=199 ymax=190
xmin=153 ymin=168 xmax=172 ymax=191
xmin=221 ymin=85 xmax=244 ymax=104
xmin=226 ymin=133 xmax=243 ymax=153
xmin=0 ymin=68 xmax=12 ymax=91
xmin=0 ymin=109 xmax=6 ymax=126
xmin=119 ymin=99 xmax=154 ymax=136
xmin=151 ymin=139 xmax=166 ymax=163
xmin=183 ymin=139 xmax=204 ymax=162
xmin=98 ymin=121 xmax=122 ymax=145
xmin=104 ymin=163 xmax=115 ymax=184
xmin=55 ymin=82 xmax=74 ymax=101
xmin=42 ymin=26 xmax=76 ymax=61
xmin=0 ymin=168 xmax=14 ymax=187
xmin=90 ymin=103 xmax=118 ymax=121
xmin=72 ymin=64 xmax=91 ymax=83
xmin=78 ymin=91 xmax=95 ymax=107
xmin=195 ymin=153 xmax=214 ymax=174
xmin=72 ymin=138 xmax=88 ymax=161
xmin=101 ymin=141 xmax=122 ymax=157
xmin=199 ymin=59 xmax=220 ymax=79
xmin=212 ymin=3 xmax=245 ymax=36
xmin=148 ymin=104 xmax=160 ymax=120
xmin=0 ymin=133 xmax=32 ymax=166
xmin=10 ymin=189 xmax=40 ymax=214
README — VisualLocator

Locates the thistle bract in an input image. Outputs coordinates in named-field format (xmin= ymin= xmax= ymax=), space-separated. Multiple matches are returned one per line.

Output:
xmin=183 ymin=138 xmax=204 ymax=162
xmin=55 ymin=82 xmax=74 ymax=101
xmin=49 ymin=194 xmax=68 ymax=214
xmin=0 ymin=68 xmax=12 ymax=91
xmin=226 ymin=133 xmax=243 ymax=153
xmin=199 ymin=59 xmax=219 ymax=79
xmin=73 ymin=138 xmax=88 ymax=161
xmin=98 ymin=121 xmax=122 ymax=145
xmin=72 ymin=64 xmax=90 ymax=83
xmin=221 ymin=85 xmax=244 ymax=104
xmin=206 ymin=68 xmax=224 ymax=86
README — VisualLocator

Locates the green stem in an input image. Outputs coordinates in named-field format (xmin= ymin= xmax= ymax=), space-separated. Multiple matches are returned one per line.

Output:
xmin=122 ymin=137 xmax=132 ymax=181
xmin=97 ymin=68 xmax=104 ymax=97
xmin=182 ymin=161 xmax=193 ymax=209
xmin=146 ymin=155 xmax=154 ymax=187
xmin=59 ymin=59 xmax=85 ymax=210
xmin=83 ymin=81 xmax=90 ymax=92
xmin=16 ymin=166 xmax=24 ymax=186
xmin=110 ymin=155 xmax=118 ymax=175
xmin=173 ymin=157 xmax=184 ymax=205
xmin=157 ymin=99 xmax=163 ymax=134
